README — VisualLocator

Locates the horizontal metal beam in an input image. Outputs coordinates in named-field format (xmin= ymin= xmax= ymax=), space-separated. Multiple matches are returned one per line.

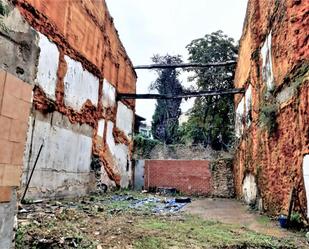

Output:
xmin=134 ymin=61 xmax=237 ymax=70
xmin=118 ymin=88 xmax=245 ymax=100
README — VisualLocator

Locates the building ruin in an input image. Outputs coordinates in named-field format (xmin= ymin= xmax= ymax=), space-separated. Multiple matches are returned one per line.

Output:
xmin=0 ymin=0 xmax=136 ymax=247
xmin=234 ymin=0 xmax=309 ymax=217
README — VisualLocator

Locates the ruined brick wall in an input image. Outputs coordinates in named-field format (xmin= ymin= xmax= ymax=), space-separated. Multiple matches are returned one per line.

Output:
xmin=0 ymin=0 xmax=137 ymax=200
xmin=144 ymin=160 xmax=234 ymax=197
xmin=234 ymin=0 xmax=308 ymax=217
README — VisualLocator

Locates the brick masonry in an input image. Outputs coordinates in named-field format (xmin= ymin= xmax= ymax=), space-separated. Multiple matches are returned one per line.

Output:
xmin=233 ymin=0 xmax=309 ymax=216
xmin=144 ymin=159 xmax=234 ymax=197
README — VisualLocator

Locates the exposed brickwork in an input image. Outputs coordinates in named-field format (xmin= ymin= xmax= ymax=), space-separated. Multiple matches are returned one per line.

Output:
xmin=144 ymin=160 xmax=234 ymax=197
xmin=234 ymin=0 xmax=309 ymax=216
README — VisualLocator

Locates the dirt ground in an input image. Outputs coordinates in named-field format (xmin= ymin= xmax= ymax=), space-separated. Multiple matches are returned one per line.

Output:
xmin=16 ymin=191 xmax=308 ymax=249
xmin=184 ymin=198 xmax=294 ymax=238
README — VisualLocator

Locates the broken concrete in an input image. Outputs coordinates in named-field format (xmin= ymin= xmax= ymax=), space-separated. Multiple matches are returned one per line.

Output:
xmin=0 ymin=0 xmax=39 ymax=83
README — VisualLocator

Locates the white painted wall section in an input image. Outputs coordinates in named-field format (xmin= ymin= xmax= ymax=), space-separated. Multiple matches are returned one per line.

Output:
xmin=102 ymin=79 xmax=116 ymax=108
xmin=106 ymin=121 xmax=116 ymax=153
xmin=22 ymin=115 xmax=93 ymax=195
xmin=97 ymin=119 xmax=105 ymax=138
xmin=303 ymin=155 xmax=309 ymax=218
xmin=64 ymin=56 xmax=99 ymax=110
xmin=261 ymin=32 xmax=274 ymax=91
xmin=114 ymin=144 xmax=131 ymax=187
xmin=245 ymin=85 xmax=252 ymax=128
xmin=35 ymin=33 xmax=59 ymax=100
xmin=235 ymin=97 xmax=245 ymax=138
xmin=242 ymin=174 xmax=257 ymax=205
xmin=116 ymin=101 xmax=134 ymax=137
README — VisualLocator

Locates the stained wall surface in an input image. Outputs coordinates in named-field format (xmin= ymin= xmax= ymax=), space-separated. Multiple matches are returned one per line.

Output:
xmin=233 ymin=0 xmax=309 ymax=216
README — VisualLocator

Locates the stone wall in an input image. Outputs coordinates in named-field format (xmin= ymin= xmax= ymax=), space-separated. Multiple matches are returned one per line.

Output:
xmin=233 ymin=0 xmax=309 ymax=217
xmin=144 ymin=159 xmax=234 ymax=197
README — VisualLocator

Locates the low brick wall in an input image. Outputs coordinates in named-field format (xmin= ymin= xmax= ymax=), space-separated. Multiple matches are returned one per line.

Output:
xmin=144 ymin=159 xmax=234 ymax=197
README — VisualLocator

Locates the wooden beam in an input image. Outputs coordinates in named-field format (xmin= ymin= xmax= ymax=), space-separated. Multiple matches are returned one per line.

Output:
xmin=118 ymin=88 xmax=245 ymax=100
xmin=134 ymin=61 xmax=237 ymax=70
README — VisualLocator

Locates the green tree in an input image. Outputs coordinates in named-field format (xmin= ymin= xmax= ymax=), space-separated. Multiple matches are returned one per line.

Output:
xmin=151 ymin=54 xmax=183 ymax=144
xmin=183 ymin=31 xmax=238 ymax=150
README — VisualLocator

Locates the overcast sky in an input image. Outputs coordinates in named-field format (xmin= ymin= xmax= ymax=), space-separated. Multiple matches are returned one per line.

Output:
xmin=106 ymin=0 xmax=248 ymax=124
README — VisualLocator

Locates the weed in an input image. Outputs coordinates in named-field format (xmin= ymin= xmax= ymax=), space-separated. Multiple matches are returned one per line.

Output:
xmin=259 ymin=102 xmax=278 ymax=134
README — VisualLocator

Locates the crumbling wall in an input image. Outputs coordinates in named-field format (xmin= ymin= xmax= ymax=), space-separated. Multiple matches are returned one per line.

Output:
xmin=0 ymin=0 xmax=136 ymax=196
xmin=234 ymin=0 xmax=309 ymax=217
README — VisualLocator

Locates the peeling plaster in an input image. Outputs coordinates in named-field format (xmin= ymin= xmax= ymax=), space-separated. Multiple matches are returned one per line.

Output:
xmin=102 ymin=79 xmax=116 ymax=108
xmin=116 ymin=101 xmax=133 ymax=137
xmin=97 ymin=119 xmax=105 ymax=138
xmin=261 ymin=32 xmax=274 ymax=90
xmin=245 ymin=85 xmax=252 ymax=128
xmin=64 ymin=56 xmax=99 ymax=111
xmin=35 ymin=33 xmax=59 ymax=99
xmin=242 ymin=174 xmax=257 ymax=205
xmin=303 ymin=155 xmax=309 ymax=218
xmin=22 ymin=112 xmax=94 ymax=198
xmin=106 ymin=121 xmax=116 ymax=153
xmin=235 ymin=97 xmax=245 ymax=138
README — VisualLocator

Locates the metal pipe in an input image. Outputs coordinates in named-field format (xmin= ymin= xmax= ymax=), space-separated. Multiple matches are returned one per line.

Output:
xmin=21 ymin=142 xmax=44 ymax=203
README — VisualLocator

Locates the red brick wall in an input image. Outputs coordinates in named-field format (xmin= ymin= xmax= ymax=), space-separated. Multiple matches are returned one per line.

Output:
xmin=0 ymin=70 xmax=32 ymax=202
xmin=144 ymin=160 xmax=212 ymax=195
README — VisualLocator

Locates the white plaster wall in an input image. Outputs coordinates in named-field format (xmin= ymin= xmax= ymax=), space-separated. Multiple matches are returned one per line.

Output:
xmin=114 ymin=144 xmax=131 ymax=187
xmin=235 ymin=97 xmax=245 ymax=138
xmin=97 ymin=119 xmax=105 ymax=138
xmin=116 ymin=101 xmax=134 ymax=137
xmin=102 ymin=79 xmax=116 ymax=108
xmin=245 ymin=85 xmax=252 ymax=128
xmin=64 ymin=56 xmax=99 ymax=110
xmin=303 ymin=155 xmax=309 ymax=218
xmin=106 ymin=121 xmax=116 ymax=153
xmin=261 ymin=32 xmax=274 ymax=90
xmin=35 ymin=33 xmax=59 ymax=100
xmin=105 ymin=120 xmax=131 ymax=187
xmin=242 ymin=174 xmax=258 ymax=205
xmin=23 ymin=115 xmax=93 ymax=196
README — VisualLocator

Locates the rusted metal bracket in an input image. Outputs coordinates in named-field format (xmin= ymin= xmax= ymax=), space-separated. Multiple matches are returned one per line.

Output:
xmin=117 ymin=88 xmax=245 ymax=100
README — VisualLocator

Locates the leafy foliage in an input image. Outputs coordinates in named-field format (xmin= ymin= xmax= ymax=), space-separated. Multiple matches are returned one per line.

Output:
xmin=151 ymin=54 xmax=183 ymax=144
xmin=133 ymin=134 xmax=160 ymax=159
xmin=182 ymin=31 xmax=238 ymax=150
xmin=0 ymin=0 xmax=10 ymax=33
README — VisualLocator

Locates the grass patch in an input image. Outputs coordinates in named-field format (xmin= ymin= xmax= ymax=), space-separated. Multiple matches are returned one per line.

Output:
xmin=135 ymin=215 xmax=298 ymax=249
xmin=256 ymin=215 xmax=272 ymax=226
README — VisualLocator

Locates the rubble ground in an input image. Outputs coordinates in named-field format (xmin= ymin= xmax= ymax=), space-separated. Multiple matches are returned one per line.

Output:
xmin=16 ymin=191 xmax=307 ymax=249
